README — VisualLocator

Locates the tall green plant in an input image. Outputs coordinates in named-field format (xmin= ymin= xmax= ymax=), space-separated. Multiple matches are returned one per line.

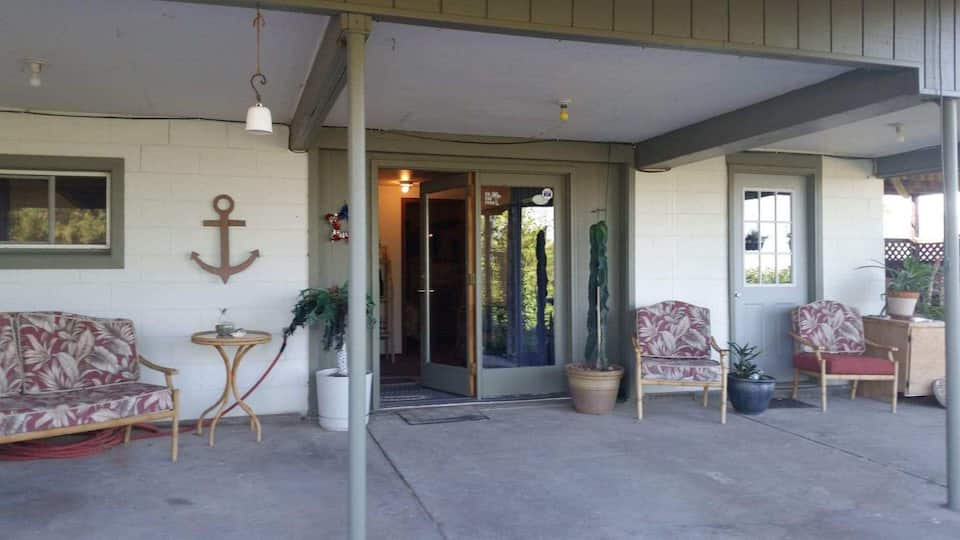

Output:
xmin=584 ymin=220 xmax=609 ymax=370
xmin=284 ymin=282 xmax=376 ymax=351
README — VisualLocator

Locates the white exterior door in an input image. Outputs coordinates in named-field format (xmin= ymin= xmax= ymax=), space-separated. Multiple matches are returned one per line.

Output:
xmin=731 ymin=173 xmax=809 ymax=380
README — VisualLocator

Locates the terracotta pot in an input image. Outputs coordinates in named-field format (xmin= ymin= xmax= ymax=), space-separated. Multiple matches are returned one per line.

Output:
xmin=886 ymin=291 xmax=920 ymax=319
xmin=566 ymin=364 xmax=623 ymax=414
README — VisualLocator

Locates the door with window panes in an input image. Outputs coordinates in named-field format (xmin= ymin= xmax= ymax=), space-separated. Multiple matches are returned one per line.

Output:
xmin=731 ymin=173 xmax=808 ymax=380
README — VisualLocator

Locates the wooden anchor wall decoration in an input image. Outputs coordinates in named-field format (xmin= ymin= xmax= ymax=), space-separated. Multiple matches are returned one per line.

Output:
xmin=190 ymin=194 xmax=260 ymax=284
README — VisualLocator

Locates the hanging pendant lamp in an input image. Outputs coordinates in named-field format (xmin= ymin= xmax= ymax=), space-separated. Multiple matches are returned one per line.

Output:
xmin=245 ymin=6 xmax=272 ymax=134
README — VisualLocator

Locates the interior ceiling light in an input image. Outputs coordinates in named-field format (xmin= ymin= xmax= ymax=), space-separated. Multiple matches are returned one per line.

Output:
xmin=559 ymin=99 xmax=572 ymax=122
xmin=889 ymin=122 xmax=905 ymax=143
xmin=23 ymin=59 xmax=46 ymax=88
xmin=245 ymin=6 xmax=272 ymax=135
xmin=399 ymin=170 xmax=413 ymax=193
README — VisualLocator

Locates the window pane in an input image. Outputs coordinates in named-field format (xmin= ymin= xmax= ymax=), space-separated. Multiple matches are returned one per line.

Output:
xmin=759 ymin=222 xmax=775 ymax=253
xmin=0 ymin=176 xmax=49 ymax=243
xmin=776 ymin=192 xmax=792 ymax=222
xmin=54 ymin=176 xmax=107 ymax=245
xmin=777 ymin=253 xmax=793 ymax=284
xmin=482 ymin=186 xmax=555 ymax=368
xmin=744 ymin=252 xmax=760 ymax=284
xmin=777 ymin=223 xmax=792 ymax=254
xmin=743 ymin=191 xmax=759 ymax=221
xmin=759 ymin=191 xmax=776 ymax=221
xmin=760 ymin=255 xmax=776 ymax=284
xmin=744 ymin=223 xmax=760 ymax=251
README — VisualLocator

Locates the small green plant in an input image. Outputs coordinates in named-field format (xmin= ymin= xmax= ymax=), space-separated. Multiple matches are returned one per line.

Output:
xmin=859 ymin=256 xmax=936 ymax=293
xmin=284 ymin=282 xmax=376 ymax=375
xmin=728 ymin=341 xmax=762 ymax=379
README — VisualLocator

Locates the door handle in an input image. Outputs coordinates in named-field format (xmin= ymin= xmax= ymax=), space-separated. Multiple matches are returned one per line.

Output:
xmin=417 ymin=289 xmax=437 ymax=294
xmin=733 ymin=291 xmax=742 ymax=298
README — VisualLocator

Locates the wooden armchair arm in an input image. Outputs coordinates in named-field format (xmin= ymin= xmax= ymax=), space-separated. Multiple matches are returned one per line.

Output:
xmin=139 ymin=355 xmax=178 ymax=388
xmin=864 ymin=338 xmax=899 ymax=353
xmin=789 ymin=332 xmax=822 ymax=352
xmin=709 ymin=337 xmax=728 ymax=366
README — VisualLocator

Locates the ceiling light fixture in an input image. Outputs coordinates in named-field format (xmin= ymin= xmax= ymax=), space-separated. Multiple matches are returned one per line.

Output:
xmin=245 ymin=6 xmax=272 ymax=135
xmin=559 ymin=99 xmax=572 ymax=122
xmin=399 ymin=170 xmax=413 ymax=193
xmin=23 ymin=59 xmax=46 ymax=88
xmin=890 ymin=122 xmax=905 ymax=143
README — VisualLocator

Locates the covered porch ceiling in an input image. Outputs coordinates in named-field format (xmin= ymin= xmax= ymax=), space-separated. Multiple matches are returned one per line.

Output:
xmin=0 ymin=0 xmax=861 ymax=150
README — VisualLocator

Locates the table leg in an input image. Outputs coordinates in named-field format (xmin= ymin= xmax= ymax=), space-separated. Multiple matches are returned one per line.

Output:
xmin=208 ymin=345 xmax=235 ymax=447
xmin=196 ymin=345 xmax=231 ymax=437
xmin=229 ymin=344 xmax=262 ymax=442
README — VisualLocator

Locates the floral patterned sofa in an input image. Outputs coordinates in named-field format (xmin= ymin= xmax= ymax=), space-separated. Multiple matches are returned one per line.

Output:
xmin=0 ymin=312 xmax=180 ymax=461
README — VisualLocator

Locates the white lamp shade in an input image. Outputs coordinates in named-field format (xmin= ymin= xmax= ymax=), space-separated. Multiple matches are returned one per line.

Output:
xmin=245 ymin=103 xmax=273 ymax=134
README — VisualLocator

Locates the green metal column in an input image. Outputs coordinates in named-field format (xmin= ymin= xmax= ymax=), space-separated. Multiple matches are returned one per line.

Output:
xmin=344 ymin=13 xmax=372 ymax=539
xmin=943 ymin=97 xmax=960 ymax=511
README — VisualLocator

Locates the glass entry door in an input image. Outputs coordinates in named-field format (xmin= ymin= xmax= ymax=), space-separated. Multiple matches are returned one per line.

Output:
xmin=477 ymin=173 xmax=566 ymax=398
xmin=419 ymin=175 xmax=476 ymax=396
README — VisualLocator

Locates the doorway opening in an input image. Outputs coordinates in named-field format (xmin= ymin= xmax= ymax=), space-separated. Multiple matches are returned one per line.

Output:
xmin=377 ymin=167 xmax=566 ymax=408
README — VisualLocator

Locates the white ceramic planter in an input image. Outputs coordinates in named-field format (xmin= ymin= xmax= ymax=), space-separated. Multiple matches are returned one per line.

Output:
xmin=315 ymin=368 xmax=373 ymax=431
xmin=886 ymin=292 xmax=919 ymax=318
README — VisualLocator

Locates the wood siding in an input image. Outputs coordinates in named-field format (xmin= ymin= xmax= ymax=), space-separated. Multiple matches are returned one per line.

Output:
xmin=229 ymin=0 xmax=960 ymax=95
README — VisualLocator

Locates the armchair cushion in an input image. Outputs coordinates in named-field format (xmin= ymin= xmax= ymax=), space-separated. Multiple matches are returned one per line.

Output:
xmin=641 ymin=356 xmax=722 ymax=382
xmin=793 ymin=352 xmax=894 ymax=376
xmin=17 ymin=312 xmax=140 ymax=394
xmin=0 ymin=382 xmax=172 ymax=437
xmin=792 ymin=300 xmax=865 ymax=354
xmin=0 ymin=313 xmax=22 ymax=397
xmin=636 ymin=301 xmax=711 ymax=358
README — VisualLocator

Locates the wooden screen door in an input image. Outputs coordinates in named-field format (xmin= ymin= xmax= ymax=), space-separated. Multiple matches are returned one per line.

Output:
xmin=730 ymin=173 xmax=810 ymax=380
xmin=419 ymin=174 xmax=476 ymax=396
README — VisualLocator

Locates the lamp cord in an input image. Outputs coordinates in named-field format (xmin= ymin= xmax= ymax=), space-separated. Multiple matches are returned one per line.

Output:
xmin=250 ymin=5 xmax=267 ymax=103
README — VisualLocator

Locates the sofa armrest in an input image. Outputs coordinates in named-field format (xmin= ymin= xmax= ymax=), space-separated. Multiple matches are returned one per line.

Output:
xmin=139 ymin=355 xmax=178 ymax=388
xmin=709 ymin=336 xmax=729 ymax=365
xmin=864 ymin=338 xmax=899 ymax=353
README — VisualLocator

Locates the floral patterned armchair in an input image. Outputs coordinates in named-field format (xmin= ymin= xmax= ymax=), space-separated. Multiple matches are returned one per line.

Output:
xmin=633 ymin=301 xmax=727 ymax=424
xmin=789 ymin=300 xmax=898 ymax=412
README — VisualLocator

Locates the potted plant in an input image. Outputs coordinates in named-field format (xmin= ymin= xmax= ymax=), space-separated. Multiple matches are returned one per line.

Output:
xmin=285 ymin=282 xmax=375 ymax=431
xmin=860 ymin=256 xmax=936 ymax=318
xmin=566 ymin=220 xmax=623 ymax=414
xmin=727 ymin=342 xmax=776 ymax=415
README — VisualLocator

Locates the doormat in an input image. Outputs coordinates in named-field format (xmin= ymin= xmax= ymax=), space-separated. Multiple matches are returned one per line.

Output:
xmin=766 ymin=398 xmax=816 ymax=409
xmin=398 ymin=409 xmax=489 ymax=425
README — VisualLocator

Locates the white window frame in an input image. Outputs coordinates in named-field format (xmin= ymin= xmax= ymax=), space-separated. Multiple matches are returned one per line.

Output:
xmin=0 ymin=168 xmax=111 ymax=250
xmin=742 ymin=187 xmax=796 ymax=288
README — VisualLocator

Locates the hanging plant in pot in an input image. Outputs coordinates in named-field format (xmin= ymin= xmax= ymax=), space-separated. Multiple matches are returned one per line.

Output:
xmin=285 ymin=282 xmax=376 ymax=431
xmin=858 ymin=256 xmax=937 ymax=318
xmin=566 ymin=220 xmax=624 ymax=414
xmin=726 ymin=342 xmax=776 ymax=415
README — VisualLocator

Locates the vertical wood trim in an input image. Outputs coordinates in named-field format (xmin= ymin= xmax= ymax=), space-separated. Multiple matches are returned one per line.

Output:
xmin=442 ymin=0 xmax=487 ymax=17
xmin=894 ymin=0 xmax=924 ymax=61
xmin=532 ymin=0 xmax=572 ymax=26
xmin=863 ymin=0 xmax=895 ymax=58
xmin=765 ymin=0 xmax=800 ymax=48
xmin=614 ymin=0 xmax=654 ymax=33
xmin=653 ymin=0 xmax=693 ymax=37
xmin=832 ymin=0 xmax=865 ymax=55
xmin=730 ymin=0 xmax=765 ymax=44
xmin=487 ymin=0 xmax=531 ymax=21
xmin=798 ymin=0 xmax=832 ymax=51
xmin=925 ymin=0 xmax=941 ymax=90
xmin=693 ymin=0 xmax=730 ymax=41
xmin=574 ymin=0 xmax=615 ymax=30
xmin=942 ymin=0 xmax=957 ymax=91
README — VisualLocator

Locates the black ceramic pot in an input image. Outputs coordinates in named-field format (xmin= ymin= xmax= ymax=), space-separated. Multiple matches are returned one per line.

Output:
xmin=728 ymin=374 xmax=776 ymax=415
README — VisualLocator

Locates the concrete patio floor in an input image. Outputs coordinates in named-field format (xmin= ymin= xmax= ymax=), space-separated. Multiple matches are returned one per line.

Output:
xmin=2 ymin=388 xmax=959 ymax=539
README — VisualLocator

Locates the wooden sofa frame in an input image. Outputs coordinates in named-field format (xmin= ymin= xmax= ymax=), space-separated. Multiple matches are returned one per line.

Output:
xmin=789 ymin=332 xmax=899 ymax=413
xmin=0 ymin=354 xmax=180 ymax=462
xmin=634 ymin=336 xmax=729 ymax=424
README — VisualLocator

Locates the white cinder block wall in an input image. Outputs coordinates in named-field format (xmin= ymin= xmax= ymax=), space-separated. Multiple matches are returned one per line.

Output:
xmin=634 ymin=156 xmax=730 ymax=389
xmin=0 ymin=113 xmax=309 ymax=419
xmin=820 ymin=157 xmax=886 ymax=314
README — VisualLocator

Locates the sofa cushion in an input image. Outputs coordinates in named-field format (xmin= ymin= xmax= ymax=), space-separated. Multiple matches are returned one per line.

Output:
xmin=0 ymin=313 xmax=22 ymax=397
xmin=792 ymin=300 xmax=866 ymax=354
xmin=793 ymin=352 xmax=895 ymax=376
xmin=17 ymin=312 xmax=140 ymax=394
xmin=641 ymin=356 xmax=722 ymax=382
xmin=0 ymin=382 xmax=172 ymax=437
xmin=636 ymin=301 xmax=712 ymax=359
